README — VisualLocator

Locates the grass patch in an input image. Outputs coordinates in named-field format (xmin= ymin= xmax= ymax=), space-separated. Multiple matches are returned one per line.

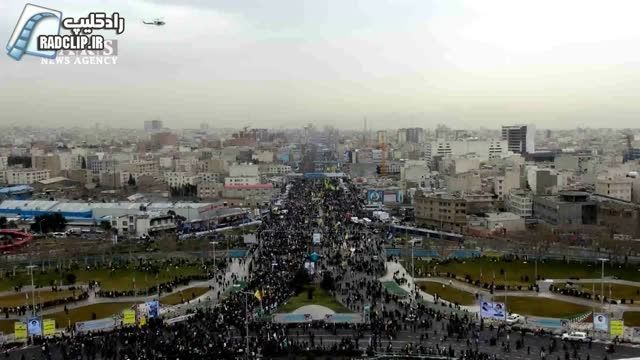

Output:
xmin=558 ymin=282 xmax=640 ymax=301
xmin=0 ymin=303 xmax=136 ymax=334
xmin=624 ymin=312 xmax=640 ymax=326
xmin=382 ymin=281 xmax=409 ymax=296
xmin=0 ymin=289 xmax=77 ymax=308
xmin=48 ymin=302 xmax=136 ymax=328
xmin=279 ymin=285 xmax=350 ymax=313
xmin=0 ymin=265 xmax=208 ymax=292
xmin=418 ymin=281 xmax=476 ymax=305
xmin=418 ymin=258 xmax=640 ymax=286
xmin=161 ymin=287 xmax=209 ymax=306
xmin=504 ymin=296 xmax=592 ymax=318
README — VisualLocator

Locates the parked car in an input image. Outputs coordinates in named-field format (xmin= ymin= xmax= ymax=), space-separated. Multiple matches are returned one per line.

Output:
xmin=561 ymin=331 xmax=589 ymax=342
xmin=506 ymin=313 xmax=523 ymax=325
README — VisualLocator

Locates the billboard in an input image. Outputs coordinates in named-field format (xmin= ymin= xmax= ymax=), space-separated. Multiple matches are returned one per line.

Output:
xmin=304 ymin=261 xmax=316 ymax=275
xmin=594 ymin=313 xmax=609 ymax=331
xmin=312 ymin=233 xmax=321 ymax=245
xmin=479 ymin=301 xmax=506 ymax=320
xmin=137 ymin=300 xmax=160 ymax=319
xmin=367 ymin=190 xmax=384 ymax=205
xmin=384 ymin=193 xmax=397 ymax=203
xmin=14 ymin=322 xmax=27 ymax=341
xmin=122 ymin=309 xmax=136 ymax=326
xmin=76 ymin=318 xmax=116 ymax=333
xmin=42 ymin=319 xmax=55 ymax=337
xmin=27 ymin=317 xmax=42 ymax=336
xmin=611 ymin=320 xmax=624 ymax=337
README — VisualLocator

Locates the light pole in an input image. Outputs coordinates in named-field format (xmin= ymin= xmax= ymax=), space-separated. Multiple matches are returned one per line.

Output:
xmin=241 ymin=291 xmax=253 ymax=358
xmin=598 ymin=258 xmax=608 ymax=306
xmin=26 ymin=265 xmax=37 ymax=316
xmin=210 ymin=241 xmax=218 ymax=267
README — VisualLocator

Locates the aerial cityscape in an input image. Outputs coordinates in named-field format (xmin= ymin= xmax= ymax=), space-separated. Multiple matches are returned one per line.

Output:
xmin=4 ymin=0 xmax=640 ymax=359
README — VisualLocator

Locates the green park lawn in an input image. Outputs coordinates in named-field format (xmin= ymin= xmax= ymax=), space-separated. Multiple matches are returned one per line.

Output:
xmin=0 ymin=302 xmax=136 ymax=335
xmin=504 ymin=296 xmax=592 ymax=318
xmin=0 ymin=289 xmax=77 ymax=308
xmin=48 ymin=302 xmax=136 ymax=329
xmin=160 ymin=287 xmax=209 ymax=306
xmin=418 ymin=258 xmax=640 ymax=286
xmin=418 ymin=281 xmax=476 ymax=305
xmin=557 ymin=282 xmax=640 ymax=302
xmin=0 ymin=265 xmax=208 ymax=292
xmin=279 ymin=285 xmax=350 ymax=313
xmin=624 ymin=312 xmax=640 ymax=326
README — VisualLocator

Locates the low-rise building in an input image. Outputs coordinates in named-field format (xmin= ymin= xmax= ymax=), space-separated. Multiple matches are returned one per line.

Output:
xmin=414 ymin=192 xmax=467 ymax=233
xmin=3 ymin=169 xmax=50 ymax=185
xmin=506 ymin=189 xmax=533 ymax=217
xmin=197 ymin=182 xmax=223 ymax=199
xmin=221 ymin=183 xmax=276 ymax=208
xmin=595 ymin=176 xmax=632 ymax=202
xmin=533 ymin=191 xmax=596 ymax=225
xmin=164 ymin=172 xmax=200 ymax=188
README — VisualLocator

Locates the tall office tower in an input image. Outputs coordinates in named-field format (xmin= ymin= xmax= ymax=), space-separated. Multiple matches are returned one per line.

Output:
xmin=501 ymin=124 xmax=535 ymax=154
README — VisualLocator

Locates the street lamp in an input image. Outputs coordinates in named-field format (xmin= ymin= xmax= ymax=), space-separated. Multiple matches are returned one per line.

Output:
xmin=210 ymin=241 xmax=218 ymax=268
xmin=240 ymin=291 xmax=254 ymax=359
xmin=598 ymin=258 xmax=608 ymax=306
xmin=26 ymin=265 xmax=37 ymax=316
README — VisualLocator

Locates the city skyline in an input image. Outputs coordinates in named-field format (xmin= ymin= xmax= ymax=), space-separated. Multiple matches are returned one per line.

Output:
xmin=3 ymin=0 xmax=640 ymax=129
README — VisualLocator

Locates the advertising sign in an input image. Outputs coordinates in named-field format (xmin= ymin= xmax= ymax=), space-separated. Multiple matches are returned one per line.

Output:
xmin=367 ymin=190 xmax=384 ymax=205
xmin=27 ymin=317 xmax=42 ymax=336
xmin=594 ymin=313 xmax=609 ymax=332
xmin=611 ymin=320 xmax=624 ymax=337
xmin=42 ymin=319 xmax=55 ymax=337
xmin=76 ymin=318 xmax=116 ymax=333
xmin=479 ymin=301 xmax=506 ymax=320
xmin=137 ymin=300 xmax=160 ymax=319
xmin=122 ymin=309 xmax=136 ymax=326
xmin=14 ymin=322 xmax=27 ymax=341
xmin=312 ymin=233 xmax=321 ymax=245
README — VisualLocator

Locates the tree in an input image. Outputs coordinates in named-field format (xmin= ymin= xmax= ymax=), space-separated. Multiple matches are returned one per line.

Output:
xmin=127 ymin=174 xmax=136 ymax=186
xmin=99 ymin=220 xmax=112 ymax=232
xmin=0 ymin=217 xmax=6 ymax=229
xmin=320 ymin=271 xmax=335 ymax=291
xmin=290 ymin=266 xmax=310 ymax=294
xmin=30 ymin=213 xmax=67 ymax=233
xmin=64 ymin=273 xmax=76 ymax=285
xmin=81 ymin=157 xmax=87 ymax=169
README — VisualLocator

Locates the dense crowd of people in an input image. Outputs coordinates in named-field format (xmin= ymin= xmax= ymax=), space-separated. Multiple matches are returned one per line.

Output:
xmin=2 ymin=178 xmax=638 ymax=359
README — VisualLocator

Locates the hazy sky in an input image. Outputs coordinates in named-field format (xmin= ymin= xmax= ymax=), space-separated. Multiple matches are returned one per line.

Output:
xmin=2 ymin=0 xmax=640 ymax=130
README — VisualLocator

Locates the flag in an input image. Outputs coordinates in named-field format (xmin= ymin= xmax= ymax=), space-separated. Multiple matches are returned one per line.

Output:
xmin=254 ymin=289 xmax=264 ymax=301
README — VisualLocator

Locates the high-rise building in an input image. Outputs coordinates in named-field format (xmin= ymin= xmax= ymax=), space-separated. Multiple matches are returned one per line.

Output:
xmin=144 ymin=120 xmax=164 ymax=133
xmin=501 ymin=124 xmax=535 ymax=154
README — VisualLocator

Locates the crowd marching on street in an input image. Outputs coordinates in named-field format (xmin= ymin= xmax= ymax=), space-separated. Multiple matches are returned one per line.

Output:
xmin=4 ymin=178 xmax=640 ymax=359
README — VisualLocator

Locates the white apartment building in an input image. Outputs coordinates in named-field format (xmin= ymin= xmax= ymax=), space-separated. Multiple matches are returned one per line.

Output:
xmin=0 ymin=156 xmax=7 ymax=171
xmin=128 ymin=160 xmax=159 ymax=175
xmin=4 ymin=169 xmax=50 ymax=184
xmin=197 ymin=182 xmax=224 ymax=199
xmin=506 ymin=190 xmax=533 ymax=217
xmin=229 ymin=163 xmax=259 ymax=177
xmin=199 ymin=172 xmax=223 ymax=184
xmin=164 ymin=172 xmax=201 ymax=188
xmin=425 ymin=139 xmax=508 ymax=164
xmin=596 ymin=176 xmax=633 ymax=202
xmin=224 ymin=176 xmax=259 ymax=186
xmin=258 ymin=164 xmax=292 ymax=176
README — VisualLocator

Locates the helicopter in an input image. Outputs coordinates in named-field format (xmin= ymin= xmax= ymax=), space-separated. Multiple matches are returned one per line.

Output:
xmin=143 ymin=18 xmax=165 ymax=26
